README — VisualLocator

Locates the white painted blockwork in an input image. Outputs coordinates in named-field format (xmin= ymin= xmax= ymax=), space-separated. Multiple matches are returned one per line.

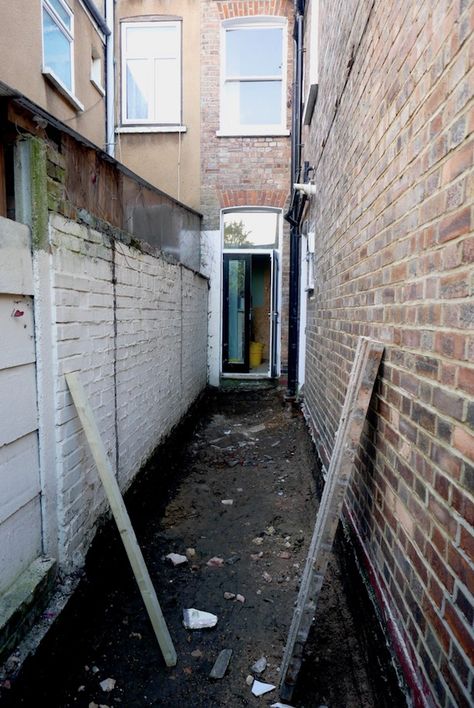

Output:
xmin=50 ymin=214 xmax=208 ymax=569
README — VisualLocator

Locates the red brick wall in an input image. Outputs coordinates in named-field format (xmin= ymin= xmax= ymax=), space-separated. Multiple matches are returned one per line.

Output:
xmin=200 ymin=0 xmax=293 ymax=367
xmin=302 ymin=0 xmax=473 ymax=705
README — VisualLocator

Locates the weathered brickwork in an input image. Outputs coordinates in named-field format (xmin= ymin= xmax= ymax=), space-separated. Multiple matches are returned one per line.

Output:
xmin=200 ymin=0 xmax=293 ymax=367
xmin=50 ymin=214 xmax=208 ymax=568
xmin=218 ymin=188 xmax=288 ymax=209
xmin=302 ymin=0 xmax=473 ymax=705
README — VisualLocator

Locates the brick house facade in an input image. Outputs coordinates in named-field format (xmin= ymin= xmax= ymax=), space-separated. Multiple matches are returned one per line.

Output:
xmin=300 ymin=1 xmax=474 ymax=705
xmin=200 ymin=0 xmax=294 ymax=381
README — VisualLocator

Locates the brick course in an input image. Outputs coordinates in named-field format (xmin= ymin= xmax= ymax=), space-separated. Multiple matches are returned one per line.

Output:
xmin=302 ymin=0 xmax=474 ymax=704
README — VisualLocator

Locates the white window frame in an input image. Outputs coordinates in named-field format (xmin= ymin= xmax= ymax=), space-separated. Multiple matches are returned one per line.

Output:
xmin=121 ymin=20 xmax=182 ymax=127
xmin=218 ymin=16 xmax=288 ymax=137
xmin=41 ymin=0 xmax=79 ymax=107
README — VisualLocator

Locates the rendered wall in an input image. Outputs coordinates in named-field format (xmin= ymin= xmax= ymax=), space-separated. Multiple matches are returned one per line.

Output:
xmin=302 ymin=0 xmax=473 ymax=705
xmin=0 ymin=0 xmax=106 ymax=149
xmin=114 ymin=0 xmax=201 ymax=210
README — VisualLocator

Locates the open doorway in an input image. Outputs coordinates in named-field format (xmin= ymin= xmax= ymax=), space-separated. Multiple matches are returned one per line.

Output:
xmin=221 ymin=208 xmax=281 ymax=378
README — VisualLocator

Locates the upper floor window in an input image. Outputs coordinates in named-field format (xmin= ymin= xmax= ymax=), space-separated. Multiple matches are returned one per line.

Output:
xmin=42 ymin=0 xmax=74 ymax=93
xmin=220 ymin=18 xmax=287 ymax=136
xmin=121 ymin=20 xmax=181 ymax=125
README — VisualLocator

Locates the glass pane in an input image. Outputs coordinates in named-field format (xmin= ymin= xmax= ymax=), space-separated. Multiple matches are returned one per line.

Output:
xmin=226 ymin=27 xmax=282 ymax=77
xmin=126 ymin=25 xmax=178 ymax=59
xmin=43 ymin=8 xmax=72 ymax=90
xmin=155 ymin=58 xmax=180 ymax=123
xmin=46 ymin=0 xmax=72 ymax=31
xmin=126 ymin=59 xmax=151 ymax=120
xmin=224 ymin=211 xmax=279 ymax=249
xmin=225 ymin=80 xmax=282 ymax=126
xmin=227 ymin=259 xmax=247 ymax=364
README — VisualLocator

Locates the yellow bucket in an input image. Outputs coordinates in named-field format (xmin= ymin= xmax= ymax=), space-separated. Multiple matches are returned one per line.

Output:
xmin=250 ymin=341 xmax=264 ymax=367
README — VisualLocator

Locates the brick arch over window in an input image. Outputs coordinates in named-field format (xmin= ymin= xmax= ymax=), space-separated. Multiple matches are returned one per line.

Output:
xmin=216 ymin=1 xmax=287 ymax=19
xmin=218 ymin=189 xmax=288 ymax=208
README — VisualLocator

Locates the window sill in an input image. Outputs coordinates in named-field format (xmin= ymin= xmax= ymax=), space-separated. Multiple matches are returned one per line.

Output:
xmin=117 ymin=125 xmax=187 ymax=134
xmin=90 ymin=78 xmax=105 ymax=97
xmin=42 ymin=69 xmax=84 ymax=112
xmin=303 ymin=83 xmax=318 ymax=126
xmin=216 ymin=129 xmax=290 ymax=138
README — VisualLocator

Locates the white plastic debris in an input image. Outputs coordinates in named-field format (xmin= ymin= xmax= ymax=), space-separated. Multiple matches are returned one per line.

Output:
xmin=271 ymin=703 xmax=296 ymax=708
xmin=247 ymin=423 xmax=266 ymax=434
xmin=166 ymin=553 xmax=188 ymax=566
xmin=221 ymin=499 xmax=234 ymax=505
xmin=207 ymin=557 xmax=224 ymax=567
xmin=251 ymin=679 xmax=275 ymax=696
xmin=99 ymin=678 xmax=116 ymax=692
xmin=183 ymin=608 xmax=218 ymax=629
xmin=251 ymin=656 xmax=267 ymax=674
xmin=235 ymin=593 xmax=245 ymax=603
xmin=224 ymin=592 xmax=236 ymax=600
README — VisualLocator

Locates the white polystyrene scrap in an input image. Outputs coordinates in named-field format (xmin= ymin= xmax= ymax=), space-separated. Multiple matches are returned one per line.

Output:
xmin=166 ymin=553 xmax=188 ymax=566
xmin=270 ymin=703 xmax=296 ymax=708
xmin=182 ymin=608 xmax=218 ymax=629
xmin=251 ymin=680 xmax=275 ymax=696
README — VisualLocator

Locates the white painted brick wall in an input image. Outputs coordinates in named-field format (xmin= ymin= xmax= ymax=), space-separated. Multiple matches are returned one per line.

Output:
xmin=49 ymin=214 xmax=208 ymax=569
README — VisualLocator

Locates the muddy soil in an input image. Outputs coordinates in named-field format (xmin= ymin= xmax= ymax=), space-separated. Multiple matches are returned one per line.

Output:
xmin=0 ymin=387 xmax=405 ymax=707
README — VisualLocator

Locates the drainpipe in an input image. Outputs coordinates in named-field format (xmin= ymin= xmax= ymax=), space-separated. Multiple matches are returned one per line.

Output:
xmin=286 ymin=0 xmax=305 ymax=397
xmin=105 ymin=0 xmax=115 ymax=157
xmin=81 ymin=0 xmax=113 ymax=155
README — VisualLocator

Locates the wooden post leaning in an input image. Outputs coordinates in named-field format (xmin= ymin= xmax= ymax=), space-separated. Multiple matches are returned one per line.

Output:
xmin=279 ymin=337 xmax=384 ymax=700
xmin=65 ymin=372 xmax=177 ymax=667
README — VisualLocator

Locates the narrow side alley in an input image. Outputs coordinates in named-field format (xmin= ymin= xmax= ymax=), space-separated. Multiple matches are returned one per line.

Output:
xmin=0 ymin=387 xmax=404 ymax=707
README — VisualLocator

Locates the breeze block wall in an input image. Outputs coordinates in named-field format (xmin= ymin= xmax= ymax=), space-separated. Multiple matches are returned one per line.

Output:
xmin=51 ymin=214 xmax=208 ymax=568
xmin=302 ymin=0 xmax=473 ymax=705
xmin=200 ymin=0 xmax=294 ymax=368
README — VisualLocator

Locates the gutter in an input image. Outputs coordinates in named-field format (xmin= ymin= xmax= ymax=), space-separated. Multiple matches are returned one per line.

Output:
xmin=82 ymin=0 xmax=111 ymax=36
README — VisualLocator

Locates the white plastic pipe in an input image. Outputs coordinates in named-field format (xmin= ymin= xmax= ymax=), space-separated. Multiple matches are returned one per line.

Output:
xmin=105 ymin=0 xmax=115 ymax=157
xmin=293 ymin=182 xmax=317 ymax=196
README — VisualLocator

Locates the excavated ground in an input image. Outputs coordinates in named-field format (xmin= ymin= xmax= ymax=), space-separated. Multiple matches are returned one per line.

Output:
xmin=0 ymin=386 xmax=405 ymax=707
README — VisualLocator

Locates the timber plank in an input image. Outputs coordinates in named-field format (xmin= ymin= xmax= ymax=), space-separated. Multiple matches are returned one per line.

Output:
xmin=66 ymin=372 xmax=177 ymax=667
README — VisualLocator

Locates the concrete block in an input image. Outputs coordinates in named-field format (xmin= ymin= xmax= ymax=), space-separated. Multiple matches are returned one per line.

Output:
xmin=0 ymin=557 xmax=56 ymax=663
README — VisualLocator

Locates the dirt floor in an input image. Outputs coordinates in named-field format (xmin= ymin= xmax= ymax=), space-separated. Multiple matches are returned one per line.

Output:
xmin=0 ymin=385 xmax=406 ymax=707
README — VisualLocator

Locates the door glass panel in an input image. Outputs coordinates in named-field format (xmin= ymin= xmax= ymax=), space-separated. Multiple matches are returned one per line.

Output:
xmin=227 ymin=259 xmax=247 ymax=364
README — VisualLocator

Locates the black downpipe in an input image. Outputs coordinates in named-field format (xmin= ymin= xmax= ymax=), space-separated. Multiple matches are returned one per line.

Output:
xmin=286 ymin=3 xmax=305 ymax=397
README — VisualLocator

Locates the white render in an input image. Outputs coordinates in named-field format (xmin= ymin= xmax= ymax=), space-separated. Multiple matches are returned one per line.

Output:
xmin=200 ymin=229 xmax=221 ymax=387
